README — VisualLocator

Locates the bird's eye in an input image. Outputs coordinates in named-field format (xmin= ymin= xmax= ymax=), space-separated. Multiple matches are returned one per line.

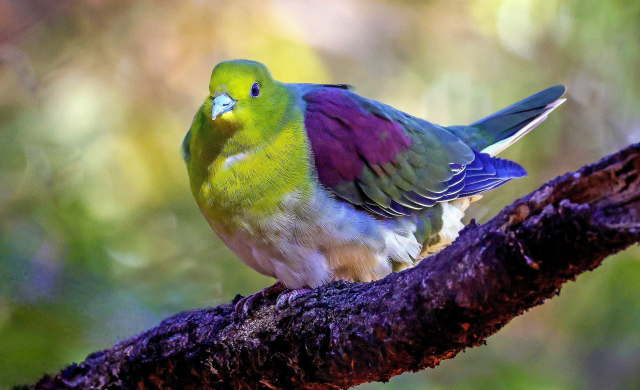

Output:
xmin=250 ymin=82 xmax=260 ymax=98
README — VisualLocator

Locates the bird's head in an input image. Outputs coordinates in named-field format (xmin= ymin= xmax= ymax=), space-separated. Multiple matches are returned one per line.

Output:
xmin=182 ymin=60 xmax=293 ymax=169
xmin=205 ymin=60 xmax=289 ymax=134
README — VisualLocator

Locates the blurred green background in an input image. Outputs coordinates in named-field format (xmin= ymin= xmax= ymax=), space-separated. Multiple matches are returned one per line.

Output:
xmin=1 ymin=0 xmax=639 ymax=388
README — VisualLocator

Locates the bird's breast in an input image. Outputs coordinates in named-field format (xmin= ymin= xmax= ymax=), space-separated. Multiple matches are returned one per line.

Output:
xmin=194 ymin=122 xmax=314 ymax=233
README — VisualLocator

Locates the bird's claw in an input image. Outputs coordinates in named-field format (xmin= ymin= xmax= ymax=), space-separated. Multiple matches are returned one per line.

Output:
xmin=275 ymin=288 xmax=312 ymax=310
xmin=234 ymin=294 xmax=258 ymax=316
xmin=234 ymin=282 xmax=288 ymax=315
xmin=234 ymin=283 xmax=313 ymax=314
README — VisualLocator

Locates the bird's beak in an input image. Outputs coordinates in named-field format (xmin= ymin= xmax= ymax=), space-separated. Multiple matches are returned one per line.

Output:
xmin=211 ymin=93 xmax=236 ymax=120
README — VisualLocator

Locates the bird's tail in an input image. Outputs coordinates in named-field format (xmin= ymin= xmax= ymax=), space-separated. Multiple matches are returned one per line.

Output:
xmin=446 ymin=85 xmax=566 ymax=156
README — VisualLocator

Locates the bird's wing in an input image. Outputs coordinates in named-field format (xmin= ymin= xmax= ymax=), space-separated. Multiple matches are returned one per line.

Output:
xmin=300 ymin=87 xmax=525 ymax=217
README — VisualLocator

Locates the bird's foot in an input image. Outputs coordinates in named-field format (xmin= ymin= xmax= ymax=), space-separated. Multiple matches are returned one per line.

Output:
xmin=276 ymin=288 xmax=313 ymax=310
xmin=234 ymin=282 xmax=288 ymax=315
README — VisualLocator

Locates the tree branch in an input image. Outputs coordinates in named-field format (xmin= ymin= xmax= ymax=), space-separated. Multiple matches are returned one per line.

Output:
xmin=27 ymin=143 xmax=640 ymax=390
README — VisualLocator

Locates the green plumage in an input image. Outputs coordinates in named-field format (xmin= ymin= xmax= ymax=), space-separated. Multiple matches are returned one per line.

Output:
xmin=182 ymin=59 xmax=565 ymax=288
xmin=446 ymin=86 xmax=566 ymax=152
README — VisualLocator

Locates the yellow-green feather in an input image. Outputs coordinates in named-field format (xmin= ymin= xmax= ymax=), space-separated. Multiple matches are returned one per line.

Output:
xmin=184 ymin=61 xmax=314 ymax=234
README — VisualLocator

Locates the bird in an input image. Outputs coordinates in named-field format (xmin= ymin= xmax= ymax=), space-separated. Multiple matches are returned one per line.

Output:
xmin=182 ymin=59 xmax=565 ymax=297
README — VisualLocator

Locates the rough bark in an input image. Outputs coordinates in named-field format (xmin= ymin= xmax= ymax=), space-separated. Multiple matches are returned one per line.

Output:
xmin=26 ymin=143 xmax=640 ymax=390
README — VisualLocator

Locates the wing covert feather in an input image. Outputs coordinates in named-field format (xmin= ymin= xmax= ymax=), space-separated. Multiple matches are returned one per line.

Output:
xmin=300 ymin=86 xmax=521 ymax=217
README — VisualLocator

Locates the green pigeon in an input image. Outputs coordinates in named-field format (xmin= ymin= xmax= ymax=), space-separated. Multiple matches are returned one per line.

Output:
xmin=182 ymin=59 xmax=565 ymax=291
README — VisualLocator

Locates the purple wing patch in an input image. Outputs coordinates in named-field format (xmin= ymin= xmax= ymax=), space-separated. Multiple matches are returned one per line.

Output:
xmin=303 ymin=88 xmax=413 ymax=188
xmin=301 ymin=86 xmax=523 ymax=218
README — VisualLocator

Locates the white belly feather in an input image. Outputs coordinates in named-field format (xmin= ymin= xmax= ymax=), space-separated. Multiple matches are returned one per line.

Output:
xmin=208 ymin=187 xmax=472 ymax=289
